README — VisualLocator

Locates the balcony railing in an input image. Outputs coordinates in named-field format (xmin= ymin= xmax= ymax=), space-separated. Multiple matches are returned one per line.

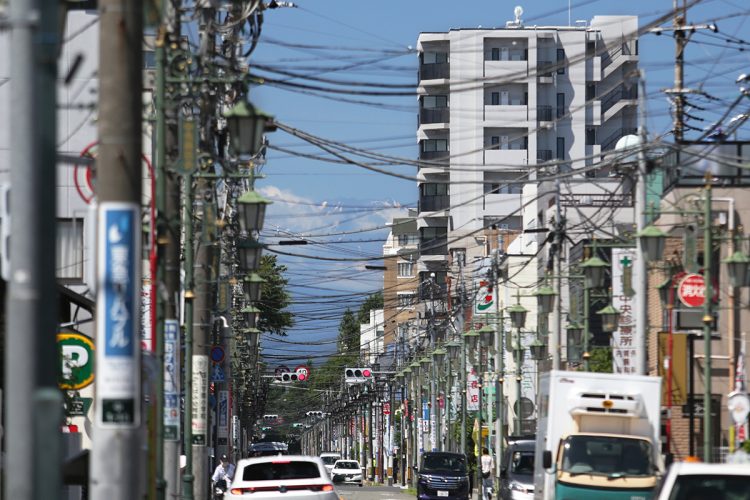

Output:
xmin=601 ymin=41 xmax=638 ymax=70
xmin=419 ymin=195 xmax=450 ymax=212
xmin=599 ymin=127 xmax=637 ymax=151
xmin=537 ymin=61 xmax=553 ymax=77
xmin=538 ymin=105 xmax=553 ymax=122
xmin=419 ymin=107 xmax=450 ymax=125
xmin=419 ymin=151 xmax=449 ymax=163
xmin=419 ymin=238 xmax=448 ymax=256
xmin=537 ymin=149 xmax=553 ymax=162
xmin=601 ymin=84 xmax=638 ymax=113
xmin=419 ymin=63 xmax=450 ymax=80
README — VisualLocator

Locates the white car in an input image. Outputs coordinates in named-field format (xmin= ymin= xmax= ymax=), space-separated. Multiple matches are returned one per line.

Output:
xmin=653 ymin=461 xmax=750 ymax=500
xmin=226 ymin=455 xmax=338 ymax=500
xmin=330 ymin=459 xmax=363 ymax=486
xmin=319 ymin=452 xmax=342 ymax=475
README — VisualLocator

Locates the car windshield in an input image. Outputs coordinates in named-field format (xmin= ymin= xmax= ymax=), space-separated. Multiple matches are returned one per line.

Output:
xmin=321 ymin=456 xmax=339 ymax=465
xmin=421 ymin=454 xmax=467 ymax=474
xmin=510 ymin=451 xmax=534 ymax=475
xmin=668 ymin=474 xmax=750 ymax=500
xmin=335 ymin=461 xmax=359 ymax=470
xmin=561 ymin=436 xmax=653 ymax=477
xmin=242 ymin=461 xmax=321 ymax=481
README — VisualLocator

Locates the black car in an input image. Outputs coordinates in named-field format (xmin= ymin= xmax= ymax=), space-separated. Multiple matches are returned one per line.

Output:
xmin=499 ymin=437 xmax=535 ymax=500
xmin=416 ymin=452 xmax=471 ymax=500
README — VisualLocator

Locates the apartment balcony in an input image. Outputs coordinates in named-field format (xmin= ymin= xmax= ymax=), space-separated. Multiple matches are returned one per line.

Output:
xmin=601 ymin=85 xmax=637 ymax=121
xmin=484 ymin=148 xmax=528 ymax=168
xmin=484 ymin=60 xmax=528 ymax=82
xmin=418 ymin=151 xmax=449 ymax=174
xmin=601 ymin=42 xmax=639 ymax=79
xmin=537 ymin=105 xmax=553 ymax=127
xmin=600 ymin=127 xmax=637 ymax=151
xmin=483 ymin=192 xmax=521 ymax=214
xmin=419 ymin=107 xmax=450 ymax=127
xmin=419 ymin=238 xmax=448 ymax=257
xmin=537 ymin=61 xmax=554 ymax=83
xmin=484 ymin=105 xmax=529 ymax=125
xmin=419 ymin=195 xmax=450 ymax=213
xmin=419 ymin=62 xmax=450 ymax=81
xmin=537 ymin=149 xmax=553 ymax=163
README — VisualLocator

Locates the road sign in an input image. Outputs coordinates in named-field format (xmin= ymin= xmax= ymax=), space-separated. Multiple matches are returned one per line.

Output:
xmin=211 ymin=364 xmax=226 ymax=383
xmin=164 ymin=319 xmax=180 ymax=440
xmin=383 ymin=402 xmax=391 ymax=415
xmin=677 ymin=273 xmax=705 ymax=308
xmin=210 ymin=345 xmax=225 ymax=364
xmin=57 ymin=332 xmax=95 ymax=390
xmin=65 ymin=396 xmax=93 ymax=417
xmin=96 ymin=203 xmax=141 ymax=428
xmin=294 ymin=364 xmax=310 ymax=382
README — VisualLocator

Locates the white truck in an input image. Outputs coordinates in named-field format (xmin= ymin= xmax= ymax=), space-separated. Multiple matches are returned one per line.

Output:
xmin=534 ymin=370 xmax=662 ymax=500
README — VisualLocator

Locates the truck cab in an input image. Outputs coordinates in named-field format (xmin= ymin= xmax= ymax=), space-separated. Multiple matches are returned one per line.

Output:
xmin=535 ymin=371 xmax=662 ymax=500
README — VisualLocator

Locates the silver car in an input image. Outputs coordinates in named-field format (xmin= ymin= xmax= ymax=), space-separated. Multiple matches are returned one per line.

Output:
xmin=226 ymin=455 xmax=338 ymax=500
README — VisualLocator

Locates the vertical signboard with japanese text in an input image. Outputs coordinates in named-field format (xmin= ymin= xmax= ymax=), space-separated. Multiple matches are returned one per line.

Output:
xmin=192 ymin=355 xmax=209 ymax=444
xmin=612 ymin=249 xmax=640 ymax=373
xmin=164 ymin=320 xmax=180 ymax=440
xmin=467 ymin=367 xmax=479 ymax=411
xmin=218 ymin=390 xmax=229 ymax=442
xmin=96 ymin=203 xmax=141 ymax=427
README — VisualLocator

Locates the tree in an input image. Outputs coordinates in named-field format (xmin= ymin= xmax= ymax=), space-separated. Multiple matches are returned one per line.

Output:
xmin=589 ymin=346 xmax=613 ymax=373
xmin=338 ymin=308 xmax=360 ymax=354
xmin=357 ymin=292 xmax=383 ymax=325
xmin=257 ymin=254 xmax=294 ymax=336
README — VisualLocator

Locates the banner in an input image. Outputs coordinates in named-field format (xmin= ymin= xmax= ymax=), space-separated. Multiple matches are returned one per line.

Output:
xmin=164 ymin=320 xmax=180 ymax=440
xmin=612 ymin=249 xmax=640 ymax=374
xmin=467 ymin=367 xmax=479 ymax=411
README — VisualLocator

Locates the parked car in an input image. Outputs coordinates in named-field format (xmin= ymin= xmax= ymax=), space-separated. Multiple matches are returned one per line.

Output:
xmin=319 ymin=452 xmax=342 ymax=475
xmin=226 ymin=455 xmax=337 ymax=500
xmin=415 ymin=452 xmax=470 ymax=500
xmin=499 ymin=438 xmax=535 ymax=500
xmin=330 ymin=459 xmax=363 ymax=486
xmin=248 ymin=441 xmax=288 ymax=457
xmin=653 ymin=461 xmax=750 ymax=500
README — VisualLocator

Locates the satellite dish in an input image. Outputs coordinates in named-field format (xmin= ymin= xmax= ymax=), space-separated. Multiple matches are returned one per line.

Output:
xmin=514 ymin=5 xmax=524 ymax=22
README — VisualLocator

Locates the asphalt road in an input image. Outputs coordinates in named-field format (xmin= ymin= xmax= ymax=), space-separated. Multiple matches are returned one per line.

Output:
xmin=335 ymin=484 xmax=414 ymax=500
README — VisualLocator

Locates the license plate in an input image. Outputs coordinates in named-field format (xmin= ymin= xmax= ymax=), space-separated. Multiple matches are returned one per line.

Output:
xmin=437 ymin=491 xmax=449 ymax=497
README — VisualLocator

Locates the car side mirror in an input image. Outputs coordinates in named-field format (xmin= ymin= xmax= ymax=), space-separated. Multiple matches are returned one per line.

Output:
xmin=542 ymin=451 xmax=552 ymax=469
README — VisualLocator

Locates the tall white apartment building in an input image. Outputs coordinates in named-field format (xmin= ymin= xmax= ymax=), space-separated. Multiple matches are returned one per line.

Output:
xmin=415 ymin=14 xmax=639 ymax=291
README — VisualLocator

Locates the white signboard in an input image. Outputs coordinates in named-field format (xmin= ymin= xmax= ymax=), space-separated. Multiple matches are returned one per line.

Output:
xmin=611 ymin=249 xmax=641 ymax=374
xmin=218 ymin=390 xmax=229 ymax=439
xmin=467 ymin=367 xmax=479 ymax=411
xmin=96 ymin=202 xmax=141 ymax=427
xmin=192 ymin=354 xmax=209 ymax=443
xmin=474 ymin=279 xmax=494 ymax=314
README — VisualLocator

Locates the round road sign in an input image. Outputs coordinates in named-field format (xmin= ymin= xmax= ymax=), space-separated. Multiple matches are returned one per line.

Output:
xmin=677 ymin=273 xmax=706 ymax=308
xmin=57 ymin=333 xmax=95 ymax=390
xmin=210 ymin=345 xmax=225 ymax=364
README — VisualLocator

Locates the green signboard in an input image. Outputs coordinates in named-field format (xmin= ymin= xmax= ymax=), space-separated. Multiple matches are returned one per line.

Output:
xmin=57 ymin=333 xmax=95 ymax=390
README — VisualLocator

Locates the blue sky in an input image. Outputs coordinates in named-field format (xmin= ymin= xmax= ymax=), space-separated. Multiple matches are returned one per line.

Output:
xmin=250 ymin=0 xmax=750 ymax=366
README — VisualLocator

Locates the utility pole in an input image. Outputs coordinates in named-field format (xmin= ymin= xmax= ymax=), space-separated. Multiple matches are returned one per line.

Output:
xmin=492 ymin=253 xmax=504 ymax=480
xmin=636 ymin=73 xmax=650 ymax=376
xmin=702 ymin=176 xmax=714 ymax=462
xmin=90 ymin=0 xmax=144 ymax=497
xmin=6 ymin=0 xmax=61 ymax=498
xmin=552 ymin=179 xmax=563 ymax=370
xmin=182 ymin=172 xmax=195 ymax=500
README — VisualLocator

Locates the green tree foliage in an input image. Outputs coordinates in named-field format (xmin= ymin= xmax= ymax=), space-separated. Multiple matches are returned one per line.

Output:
xmin=257 ymin=254 xmax=294 ymax=336
xmin=338 ymin=308 xmax=360 ymax=354
xmin=357 ymin=292 xmax=383 ymax=325
xmin=589 ymin=346 xmax=613 ymax=373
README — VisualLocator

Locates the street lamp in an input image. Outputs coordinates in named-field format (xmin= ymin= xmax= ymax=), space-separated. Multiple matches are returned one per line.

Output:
xmin=224 ymin=100 xmax=274 ymax=156
xmin=723 ymin=249 xmax=750 ymax=288
xmin=237 ymin=190 xmax=272 ymax=234
xmin=507 ymin=302 xmax=528 ymax=330
xmin=243 ymin=273 xmax=265 ymax=303
xmin=566 ymin=321 xmax=584 ymax=364
xmin=240 ymin=305 xmax=260 ymax=329
xmin=529 ymin=339 xmax=546 ymax=362
xmin=579 ymin=252 xmax=608 ymax=289
xmin=535 ymin=282 xmax=557 ymax=315
xmin=596 ymin=303 xmax=621 ymax=333
xmin=464 ymin=329 xmax=480 ymax=353
xmin=237 ymin=238 xmax=263 ymax=272
xmin=478 ymin=324 xmax=494 ymax=348
xmin=637 ymin=225 xmax=668 ymax=264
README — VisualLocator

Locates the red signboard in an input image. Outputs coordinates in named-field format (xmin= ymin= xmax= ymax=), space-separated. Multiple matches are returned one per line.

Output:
xmin=383 ymin=402 xmax=391 ymax=415
xmin=677 ymin=273 xmax=705 ymax=308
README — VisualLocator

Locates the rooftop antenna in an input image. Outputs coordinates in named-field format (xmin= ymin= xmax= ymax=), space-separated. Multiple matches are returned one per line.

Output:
xmin=514 ymin=5 xmax=524 ymax=25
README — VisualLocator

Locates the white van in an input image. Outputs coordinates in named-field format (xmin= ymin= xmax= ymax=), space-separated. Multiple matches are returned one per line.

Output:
xmin=319 ymin=452 xmax=342 ymax=475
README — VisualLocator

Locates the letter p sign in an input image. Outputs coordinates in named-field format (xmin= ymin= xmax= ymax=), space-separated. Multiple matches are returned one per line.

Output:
xmin=57 ymin=333 xmax=95 ymax=390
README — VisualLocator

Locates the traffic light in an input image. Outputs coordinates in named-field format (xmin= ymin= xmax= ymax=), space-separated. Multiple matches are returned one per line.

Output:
xmin=344 ymin=367 xmax=374 ymax=384
xmin=306 ymin=411 xmax=324 ymax=418
xmin=281 ymin=372 xmax=299 ymax=383
xmin=278 ymin=367 xmax=309 ymax=383
xmin=263 ymin=414 xmax=279 ymax=423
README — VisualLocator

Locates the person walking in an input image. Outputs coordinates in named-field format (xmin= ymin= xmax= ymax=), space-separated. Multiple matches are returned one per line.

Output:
xmin=480 ymin=448 xmax=494 ymax=500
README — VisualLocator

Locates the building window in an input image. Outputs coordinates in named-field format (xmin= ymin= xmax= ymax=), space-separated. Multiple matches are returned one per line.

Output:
xmin=557 ymin=48 xmax=565 ymax=74
xmin=58 ymin=218 xmax=84 ymax=280
xmin=586 ymin=84 xmax=596 ymax=101
xmin=491 ymin=92 xmax=500 ymax=105
xmin=556 ymin=137 xmax=565 ymax=160
xmin=422 ymin=139 xmax=448 ymax=152
xmin=423 ymin=95 xmax=448 ymax=109
xmin=586 ymin=128 xmax=596 ymax=146
xmin=491 ymin=47 xmax=500 ymax=61
xmin=490 ymin=136 xmax=500 ymax=149
xmin=398 ymin=233 xmax=418 ymax=246
xmin=398 ymin=261 xmax=414 ymax=277
xmin=557 ymin=93 xmax=565 ymax=119
xmin=423 ymin=51 xmax=448 ymax=64
xmin=398 ymin=293 xmax=416 ymax=307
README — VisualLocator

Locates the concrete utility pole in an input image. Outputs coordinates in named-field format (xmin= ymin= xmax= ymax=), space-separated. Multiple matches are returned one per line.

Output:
xmin=6 ymin=0 xmax=62 ymax=498
xmin=636 ymin=74 xmax=650 ymax=376
xmin=90 ymin=0 xmax=144 ymax=497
